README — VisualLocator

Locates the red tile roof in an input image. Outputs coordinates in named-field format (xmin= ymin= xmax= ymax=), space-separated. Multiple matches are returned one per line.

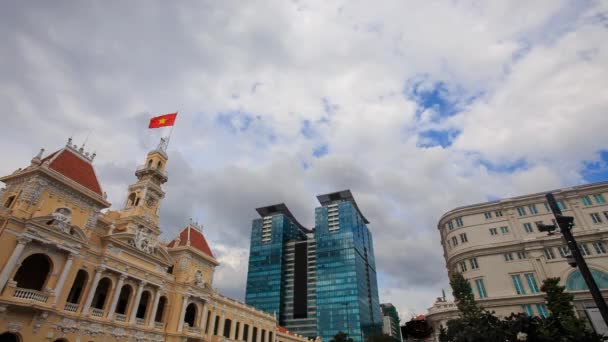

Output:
xmin=41 ymin=148 xmax=103 ymax=196
xmin=168 ymin=226 xmax=214 ymax=257
xmin=277 ymin=325 xmax=295 ymax=335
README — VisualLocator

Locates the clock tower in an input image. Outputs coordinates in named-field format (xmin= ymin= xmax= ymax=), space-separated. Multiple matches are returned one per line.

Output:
xmin=119 ymin=138 xmax=168 ymax=230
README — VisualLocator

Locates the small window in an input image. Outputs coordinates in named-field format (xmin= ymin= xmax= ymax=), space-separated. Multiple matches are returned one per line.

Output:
xmin=523 ymin=223 xmax=533 ymax=233
xmin=460 ymin=233 xmax=468 ymax=243
xmin=537 ymin=304 xmax=549 ymax=318
xmin=544 ymin=248 xmax=555 ymax=260
xmin=512 ymin=275 xmax=526 ymax=295
xmin=528 ymin=204 xmax=538 ymax=215
xmin=451 ymin=236 xmax=459 ymax=246
xmin=582 ymin=196 xmax=593 ymax=206
xmin=489 ymin=228 xmax=498 ymax=236
xmin=594 ymin=194 xmax=606 ymax=204
xmin=495 ymin=210 xmax=503 ymax=217
xmin=484 ymin=212 xmax=492 ymax=219
xmin=455 ymin=217 xmax=464 ymax=227
xmin=504 ymin=253 xmax=513 ymax=261
xmin=475 ymin=278 xmax=487 ymax=298
xmin=4 ymin=195 xmax=16 ymax=208
xmin=579 ymin=243 xmax=591 ymax=256
xmin=591 ymin=213 xmax=603 ymax=224
xmin=157 ymin=161 xmax=162 ymax=169
xmin=147 ymin=160 xmax=153 ymax=168
xmin=524 ymin=273 xmax=539 ymax=293
xmin=447 ymin=221 xmax=454 ymax=230
xmin=593 ymin=241 xmax=606 ymax=254
xmin=557 ymin=200 xmax=567 ymax=210
xmin=516 ymin=251 xmax=526 ymax=259
xmin=459 ymin=261 xmax=467 ymax=272
xmin=516 ymin=207 xmax=526 ymax=216
xmin=558 ymin=246 xmax=571 ymax=258
xmin=500 ymin=226 xmax=509 ymax=234
xmin=544 ymin=202 xmax=551 ymax=212
xmin=521 ymin=304 xmax=534 ymax=317
xmin=470 ymin=258 xmax=479 ymax=270
xmin=604 ymin=211 xmax=608 ymax=221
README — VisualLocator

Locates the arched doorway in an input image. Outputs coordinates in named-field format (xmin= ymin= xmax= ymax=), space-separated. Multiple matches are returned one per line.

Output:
xmin=566 ymin=269 xmax=608 ymax=290
xmin=91 ymin=278 xmax=112 ymax=310
xmin=115 ymin=284 xmax=133 ymax=315
xmin=184 ymin=303 xmax=197 ymax=327
xmin=155 ymin=296 xmax=168 ymax=323
xmin=13 ymin=253 xmax=52 ymax=290
xmin=66 ymin=270 xmax=88 ymax=304
xmin=0 ymin=332 xmax=20 ymax=342
xmin=136 ymin=290 xmax=151 ymax=319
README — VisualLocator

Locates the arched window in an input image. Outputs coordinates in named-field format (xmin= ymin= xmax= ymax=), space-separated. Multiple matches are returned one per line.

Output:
xmin=66 ymin=270 xmax=88 ymax=304
xmin=136 ymin=290 xmax=151 ymax=319
xmin=13 ymin=253 xmax=52 ymax=291
xmin=184 ymin=303 xmax=197 ymax=327
xmin=566 ymin=269 xmax=608 ymax=291
xmin=92 ymin=278 xmax=112 ymax=310
xmin=224 ymin=318 xmax=232 ymax=337
xmin=157 ymin=161 xmax=162 ymax=169
xmin=147 ymin=160 xmax=153 ymax=168
xmin=115 ymin=284 xmax=133 ymax=315
xmin=0 ymin=332 xmax=20 ymax=342
xmin=134 ymin=197 xmax=140 ymax=206
xmin=213 ymin=315 xmax=220 ymax=335
xmin=4 ymin=195 xmax=16 ymax=208
xmin=127 ymin=193 xmax=136 ymax=207
xmin=155 ymin=296 xmax=168 ymax=323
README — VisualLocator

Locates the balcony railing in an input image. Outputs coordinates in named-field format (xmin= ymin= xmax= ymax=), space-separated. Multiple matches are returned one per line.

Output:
xmin=188 ymin=326 xmax=201 ymax=334
xmin=154 ymin=321 xmax=164 ymax=329
xmin=115 ymin=314 xmax=127 ymax=322
xmin=64 ymin=302 xmax=79 ymax=312
xmin=136 ymin=164 xmax=168 ymax=178
xmin=13 ymin=288 xmax=48 ymax=303
xmin=91 ymin=308 xmax=104 ymax=317
xmin=136 ymin=318 xmax=145 ymax=326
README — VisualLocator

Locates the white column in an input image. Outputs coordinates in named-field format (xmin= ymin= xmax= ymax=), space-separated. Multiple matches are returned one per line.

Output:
xmin=247 ymin=324 xmax=253 ymax=342
xmin=129 ymin=281 xmax=147 ymax=323
xmin=208 ymin=311 xmax=217 ymax=336
xmin=0 ymin=236 xmax=31 ymax=291
xmin=257 ymin=327 xmax=262 ymax=342
xmin=199 ymin=302 xmax=208 ymax=330
xmin=81 ymin=267 xmax=105 ymax=314
xmin=52 ymin=253 xmax=75 ymax=304
xmin=107 ymin=274 xmax=126 ymax=319
xmin=266 ymin=329 xmax=271 ymax=342
xmin=148 ymin=289 xmax=163 ymax=327
xmin=238 ymin=321 xmax=245 ymax=341
xmin=218 ymin=314 xmax=226 ymax=337
xmin=229 ymin=319 xmax=237 ymax=340
xmin=177 ymin=294 xmax=190 ymax=333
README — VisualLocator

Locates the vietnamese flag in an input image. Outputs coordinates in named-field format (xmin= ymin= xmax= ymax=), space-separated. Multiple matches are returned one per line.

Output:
xmin=149 ymin=112 xmax=178 ymax=128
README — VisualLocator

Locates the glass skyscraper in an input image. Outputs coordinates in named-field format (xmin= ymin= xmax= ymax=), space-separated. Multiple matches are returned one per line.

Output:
xmin=245 ymin=191 xmax=382 ymax=342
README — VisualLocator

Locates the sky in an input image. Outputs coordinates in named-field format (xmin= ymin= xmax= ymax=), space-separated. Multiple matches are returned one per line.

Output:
xmin=1 ymin=0 xmax=608 ymax=320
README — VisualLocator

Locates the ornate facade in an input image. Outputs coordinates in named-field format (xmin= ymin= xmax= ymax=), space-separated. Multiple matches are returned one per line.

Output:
xmin=0 ymin=138 xmax=309 ymax=342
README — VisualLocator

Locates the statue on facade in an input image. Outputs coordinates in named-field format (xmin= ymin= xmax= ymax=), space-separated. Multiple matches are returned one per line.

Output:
xmin=195 ymin=270 xmax=204 ymax=287
xmin=133 ymin=226 xmax=157 ymax=254
xmin=50 ymin=208 xmax=72 ymax=233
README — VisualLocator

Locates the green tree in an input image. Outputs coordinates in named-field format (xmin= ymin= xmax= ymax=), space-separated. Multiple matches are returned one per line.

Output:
xmin=450 ymin=272 xmax=483 ymax=320
xmin=403 ymin=318 xmax=432 ymax=339
xmin=330 ymin=331 xmax=354 ymax=342
xmin=366 ymin=333 xmax=393 ymax=342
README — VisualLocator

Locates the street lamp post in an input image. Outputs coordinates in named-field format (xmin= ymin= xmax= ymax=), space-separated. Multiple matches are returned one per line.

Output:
xmin=536 ymin=193 xmax=608 ymax=327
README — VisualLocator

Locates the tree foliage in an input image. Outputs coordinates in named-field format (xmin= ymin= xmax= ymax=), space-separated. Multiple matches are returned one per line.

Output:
xmin=366 ymin=333 xmax=393 ymax=342
xmin=441 ymin=274 xmax=606 ymax=342
xmin=403 ymin=318 xmax=433 ymax=339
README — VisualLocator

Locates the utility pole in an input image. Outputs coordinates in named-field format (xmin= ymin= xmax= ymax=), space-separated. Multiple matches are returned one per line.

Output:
xmin=538 ymin=193 xmax=608 ymax=327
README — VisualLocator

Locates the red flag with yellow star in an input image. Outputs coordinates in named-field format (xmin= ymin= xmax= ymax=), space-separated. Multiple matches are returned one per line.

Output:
xmin=148 ymin=112 xmax=178 ymax=128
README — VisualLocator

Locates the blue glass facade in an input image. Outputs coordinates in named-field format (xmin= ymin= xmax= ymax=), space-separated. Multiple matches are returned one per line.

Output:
xmin=245 ymin=192 xmax=381 ymax=342
xmin=315 ymin=199 xmax=382 ymax=342
xmin=245 ymin=211 xmax=305 ymax=319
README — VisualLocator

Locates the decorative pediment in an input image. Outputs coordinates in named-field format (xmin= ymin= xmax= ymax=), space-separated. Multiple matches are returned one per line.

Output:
xmin=105 ymin=232 xmax=173 ymax=267
xmin=29 ymin=215 xmax=88 ymax=243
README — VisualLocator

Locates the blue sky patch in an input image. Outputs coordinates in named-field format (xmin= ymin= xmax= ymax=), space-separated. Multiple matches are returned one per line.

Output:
xmin=300 ymin=119 xmax=316 ymax=139
xmin=313 ymin=144 xmax=328 ymax=158
xmin=215 ymin=111 xmax=256 ymax=133
xmin=417 ymin=129 xmax=461 ymax=148
xmin=479 ymin=158 xmax=529 ymax=173
xmin=581 ymin=150 xmax=608 ymax=183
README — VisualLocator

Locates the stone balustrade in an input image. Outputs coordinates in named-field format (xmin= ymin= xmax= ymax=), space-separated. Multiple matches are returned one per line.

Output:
xmin=64 ymin=302 xmax=79 ymax=312
xmin=13 ymin=288 xmax=48 ymax=303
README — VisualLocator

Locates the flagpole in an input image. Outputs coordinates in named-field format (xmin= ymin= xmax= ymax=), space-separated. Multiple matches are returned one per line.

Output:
xmin=164 ymin=112 xmax=177 ymax=150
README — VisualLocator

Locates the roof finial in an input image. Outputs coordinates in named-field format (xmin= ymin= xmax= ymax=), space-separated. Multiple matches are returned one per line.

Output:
xmin=31 ymin=148 xmax=45 ymax=165
xmin=91 ymin=152 xmax=96 ymax=162
xmin=67 ymin=137 xmax=73 ymax=146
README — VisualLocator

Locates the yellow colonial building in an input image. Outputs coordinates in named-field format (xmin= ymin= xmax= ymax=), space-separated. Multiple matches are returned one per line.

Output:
xmin=0 ymin=138 xmax=309 ymax=342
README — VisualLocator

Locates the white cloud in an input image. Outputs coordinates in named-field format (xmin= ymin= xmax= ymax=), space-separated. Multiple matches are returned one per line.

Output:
xmin=1 ymin=0 xmax=607 ymax=317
